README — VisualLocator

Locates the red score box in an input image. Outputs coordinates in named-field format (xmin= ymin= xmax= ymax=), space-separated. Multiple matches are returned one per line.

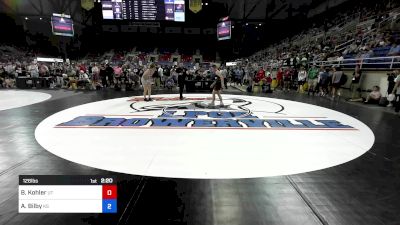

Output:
xmin=102 ymin=185 xmax=117 ymax=199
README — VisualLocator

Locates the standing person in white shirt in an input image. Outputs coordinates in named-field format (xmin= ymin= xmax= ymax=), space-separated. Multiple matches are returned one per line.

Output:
xmin=331 ymin=67 xmax=343 ymax=99
xmin=220 ymin=66 xmax=228 ymax=88
xmin=158 ymin=66 xmax=164 ymax=87
xmin=297 ymin=66 xmax=307 ymax=93
xmin=5 ymin=62 xmax=15 ymax=77
xmin=78 ymin=70 xmax=90 ymax=89
xmin=29 ymin=62 xmax=39 ymax=78
xmin=91 ymin=63 xmax=100 ymax=88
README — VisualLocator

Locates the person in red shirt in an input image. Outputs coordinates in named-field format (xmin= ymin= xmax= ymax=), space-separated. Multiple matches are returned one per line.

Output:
xmin=283 ymin=67 xmax=292 ymax=91
xmin=265 ymin=71 xmax=272 ymax=84
xmin=263 ymin=71 xmax=273 ymax=93
xmin=252 ymin=67 xmax=266 ymax=91
xmin=256 ymin=67 xmax=266 ymax=81
xmin=113 ymin=64 xmax=123 ymax=89
xmin=276 ymin=68 xmax=283 ymax=90
xmin=113 ymin=65 xmax=122 ymax=77
xmin=79 ymin=64 xmax=86 ymax=73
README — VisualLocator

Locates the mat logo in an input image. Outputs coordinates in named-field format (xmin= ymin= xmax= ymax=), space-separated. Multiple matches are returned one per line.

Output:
xmin=55 ymin=97 xmax=355 ymax=130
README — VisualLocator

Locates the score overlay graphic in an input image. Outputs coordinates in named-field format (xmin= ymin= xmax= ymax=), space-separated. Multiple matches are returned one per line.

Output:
xmin=18 ymin=175 xmax=117 ymax=213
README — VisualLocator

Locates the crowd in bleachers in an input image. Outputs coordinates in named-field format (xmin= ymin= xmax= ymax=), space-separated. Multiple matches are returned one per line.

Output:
xmin=245 ymin=1 xmax=400 ymax=69
xmin=1 ymin=1 xmax=400 ymax=116
xmin=1 ymin=43 xmax=400 ymax=116
xmin=221 ymin=0 xmax=399 ymax=115
xmin=0 ymin=45 xmax=221 ymax=92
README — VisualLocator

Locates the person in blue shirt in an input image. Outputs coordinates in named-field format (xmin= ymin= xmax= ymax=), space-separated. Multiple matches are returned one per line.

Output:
xmin=388 ymin=41 xmax=400 ymax=56
xmin=318 ymin=67 xmax=330 ymax=96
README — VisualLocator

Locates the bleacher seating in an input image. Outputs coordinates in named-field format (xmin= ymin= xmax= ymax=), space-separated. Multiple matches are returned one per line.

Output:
xmin=242 ymin=2 xmax=400 ymax=69
xmin=373 ymin=46 xmax=392 ymax=57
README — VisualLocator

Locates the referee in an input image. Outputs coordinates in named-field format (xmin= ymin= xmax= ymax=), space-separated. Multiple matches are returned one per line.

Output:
xmin=177 ymin=65 xmax=186 ymax=100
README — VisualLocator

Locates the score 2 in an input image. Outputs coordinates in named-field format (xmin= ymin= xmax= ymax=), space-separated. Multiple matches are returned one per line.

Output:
xmin=102 ymin=185 xmax=117 ymax=213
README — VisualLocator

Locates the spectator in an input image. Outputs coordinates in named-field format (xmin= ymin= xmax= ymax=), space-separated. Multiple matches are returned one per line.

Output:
xmin=15 ymin=64 xmax=22 ymax=77
xmin=276 ymin=68 xmax=284 ymax=90
xmin=105 ymin=64 xmax=114 ymax=87
xmin=297 ymin=66 xmax=307 ymax=92
xmin=307 ymin=65 xmax=319 ymax=95
xmin=54 ymin=63 xmax=63 ymax=88
xmin=91 ymin=63 xmax=101 ymax=89
xmin=151 ymin=65 xmax=160 ymax=89
xmin=220 ymin=66 xmax=228 ymax=89
xmin=392 ymin=72 xmax=400 ymax=116
xmin=364 ymin=86 xmax=382 ymax=104
xmin=158 ymin=65 xmax=164 ymax=87
xmin=77 ymin=70 xmax=90 ymax=89
xmin=67 ymin=68 xmax=78 ymax=90
xmin=331 ymin=67 xmax=343 ymax=99
xmin=4 ymin=76 xmax=15 ymax=88
xmin=114 ymin=64 xmax=123 ymax=89
xmin=79 ymin=63 xmax=86 ymax=73
xmin=0 ymin=65 xmax=5 ymax=87
xmin=318 ymin=67 xmax=330 ymax=96
xmin=349 ymin=65 xmax=363 ymax=101
xmin=283 ymin=68 xmax=292 ymax=92
xmin=252 ymin=67 xmax=266 ymax=91
xmin=235 ymin=67 xmax=243 ymax=86
xmin=388 ymin=41 xmax=400 ymax=56
xmin=300 ymin=55 xmax=308 ymax=66
xmin=263 ymin=71 xmax=273 ymax=93
xmin=29 ymin=62 xmax=39 ymax=78
xmin=39 ymin=63 xmax=48 ymax=77
xmin=99 ymin=64 xmax=107 ymax=87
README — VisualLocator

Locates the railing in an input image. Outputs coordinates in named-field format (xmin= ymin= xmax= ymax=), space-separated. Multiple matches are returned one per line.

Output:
xmin=334 ymin=38 xmax=355 ymax=52
xmin=357 ymin=18 xmax=376 ymax=28
xmin=246 ymin=7 xmax=400 ymax=67
xmin=311 ymin=56 xmax=400 ymax=69
xmin=378 ymin=12 xmax=400 ymax=29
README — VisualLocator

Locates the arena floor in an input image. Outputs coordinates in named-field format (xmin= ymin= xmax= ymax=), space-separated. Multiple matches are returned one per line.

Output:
xmin=1 ymin=88 xmax=400 ymax=225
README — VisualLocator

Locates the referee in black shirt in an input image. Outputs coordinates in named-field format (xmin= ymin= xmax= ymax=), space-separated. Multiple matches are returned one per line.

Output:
xmin=176 ymin=66 xmax=186 ymax=100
